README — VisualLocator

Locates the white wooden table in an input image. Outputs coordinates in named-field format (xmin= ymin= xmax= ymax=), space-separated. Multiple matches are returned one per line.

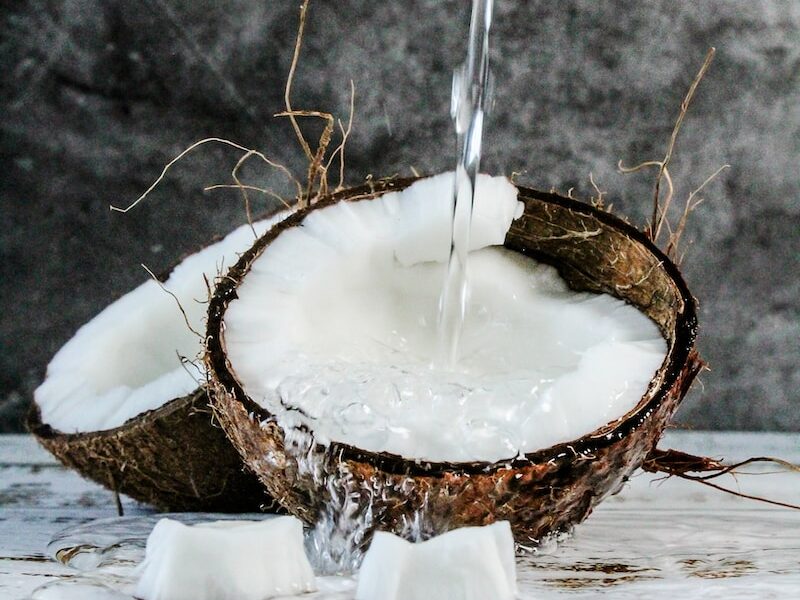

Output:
xmin=2 ymin=432 xmax=798 ymax=599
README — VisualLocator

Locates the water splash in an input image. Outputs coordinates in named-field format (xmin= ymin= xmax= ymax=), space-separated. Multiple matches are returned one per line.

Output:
xmin=276 ymin=425 xmax=370 ymax=575
xmin=285 ymin=426 xmax=434 ymax=576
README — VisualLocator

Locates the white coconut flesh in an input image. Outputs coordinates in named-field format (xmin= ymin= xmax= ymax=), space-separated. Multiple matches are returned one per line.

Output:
xmin=224 ymin=172 xmax=669 ymax=463
xmin=34 ymin=213 xmax=287 ymax=433
xmin=356 ymin=521 xmax=517 ymax=600
xmin=135 ymin=516 xmax=316 ymax=600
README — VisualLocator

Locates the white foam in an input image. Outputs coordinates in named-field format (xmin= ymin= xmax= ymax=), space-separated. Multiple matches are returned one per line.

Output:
xmin=135 ymin=517 xmax=316 ymax=600
xmin=35 ymin=213 xmax=287 ymax=433
xmin=356 ymin=522 xmax=517 ymax=600
xmin=224 ymin=173 xmax=667 ymax=462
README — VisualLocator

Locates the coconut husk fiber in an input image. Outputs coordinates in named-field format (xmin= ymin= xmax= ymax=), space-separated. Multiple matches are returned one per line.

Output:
xmin=205 ymin=176 xmax=703 ymax=542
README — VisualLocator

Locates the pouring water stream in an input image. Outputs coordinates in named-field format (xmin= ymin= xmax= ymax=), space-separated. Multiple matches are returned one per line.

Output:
xmin=437 ymin=0 xmax=494 ymax=367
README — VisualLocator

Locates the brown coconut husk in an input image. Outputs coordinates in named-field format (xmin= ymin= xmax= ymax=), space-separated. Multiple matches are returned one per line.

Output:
xmin=205 ymin=176 xmax=703 ymax=542
xmin=28 ymin=389 xmax=269 ymax=512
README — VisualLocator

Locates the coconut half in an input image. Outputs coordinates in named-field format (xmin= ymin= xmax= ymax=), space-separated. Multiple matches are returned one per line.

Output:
xmin=29 ymin=212 xmax=287 ymax=511
xmin=206 ymin=175 xmax=702 ymax=541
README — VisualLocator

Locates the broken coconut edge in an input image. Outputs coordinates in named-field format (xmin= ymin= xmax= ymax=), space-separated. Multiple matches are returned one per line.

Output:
xmin=205 ymin=176 xmax=703 ymax=539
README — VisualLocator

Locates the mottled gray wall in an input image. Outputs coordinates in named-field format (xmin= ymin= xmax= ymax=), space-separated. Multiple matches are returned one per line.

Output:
xmin=1 ymin=1 xmax=798 ymax=432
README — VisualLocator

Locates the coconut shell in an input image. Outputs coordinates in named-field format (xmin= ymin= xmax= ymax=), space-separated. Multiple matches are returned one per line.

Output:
xmin=28 ymin=389 xmax=270 ymax=512
xmin=205 ymin=177 xmax=703 ymax=542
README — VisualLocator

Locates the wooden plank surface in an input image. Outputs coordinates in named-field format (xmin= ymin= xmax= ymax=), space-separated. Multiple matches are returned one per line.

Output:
xmin=1 ymin=436 xmax=151 ymax=599
xmin=2 ymin=432 xmax=798 ymax=599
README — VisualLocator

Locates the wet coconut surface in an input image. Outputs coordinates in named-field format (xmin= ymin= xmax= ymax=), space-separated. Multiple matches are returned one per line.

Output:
xmin=205 ymin=175 xmax=702 ymax=545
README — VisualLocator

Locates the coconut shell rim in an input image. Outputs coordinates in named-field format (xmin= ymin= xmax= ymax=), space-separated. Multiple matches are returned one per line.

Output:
xmin=26 ymin=386 xmax=205 ymax=442
xmin=205 ymin=176 xmax=699 ymax=477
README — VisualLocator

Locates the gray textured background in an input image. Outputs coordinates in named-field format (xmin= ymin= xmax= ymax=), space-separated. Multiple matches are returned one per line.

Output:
xmin=1 ymin=1 xmax=798 ymax=432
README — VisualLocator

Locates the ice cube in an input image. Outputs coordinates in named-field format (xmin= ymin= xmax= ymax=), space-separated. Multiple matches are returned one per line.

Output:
xmin=356 ymin=521 xmax=516 ymax=600
xmin=135 ymin=516 xmax=316 ymax=600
